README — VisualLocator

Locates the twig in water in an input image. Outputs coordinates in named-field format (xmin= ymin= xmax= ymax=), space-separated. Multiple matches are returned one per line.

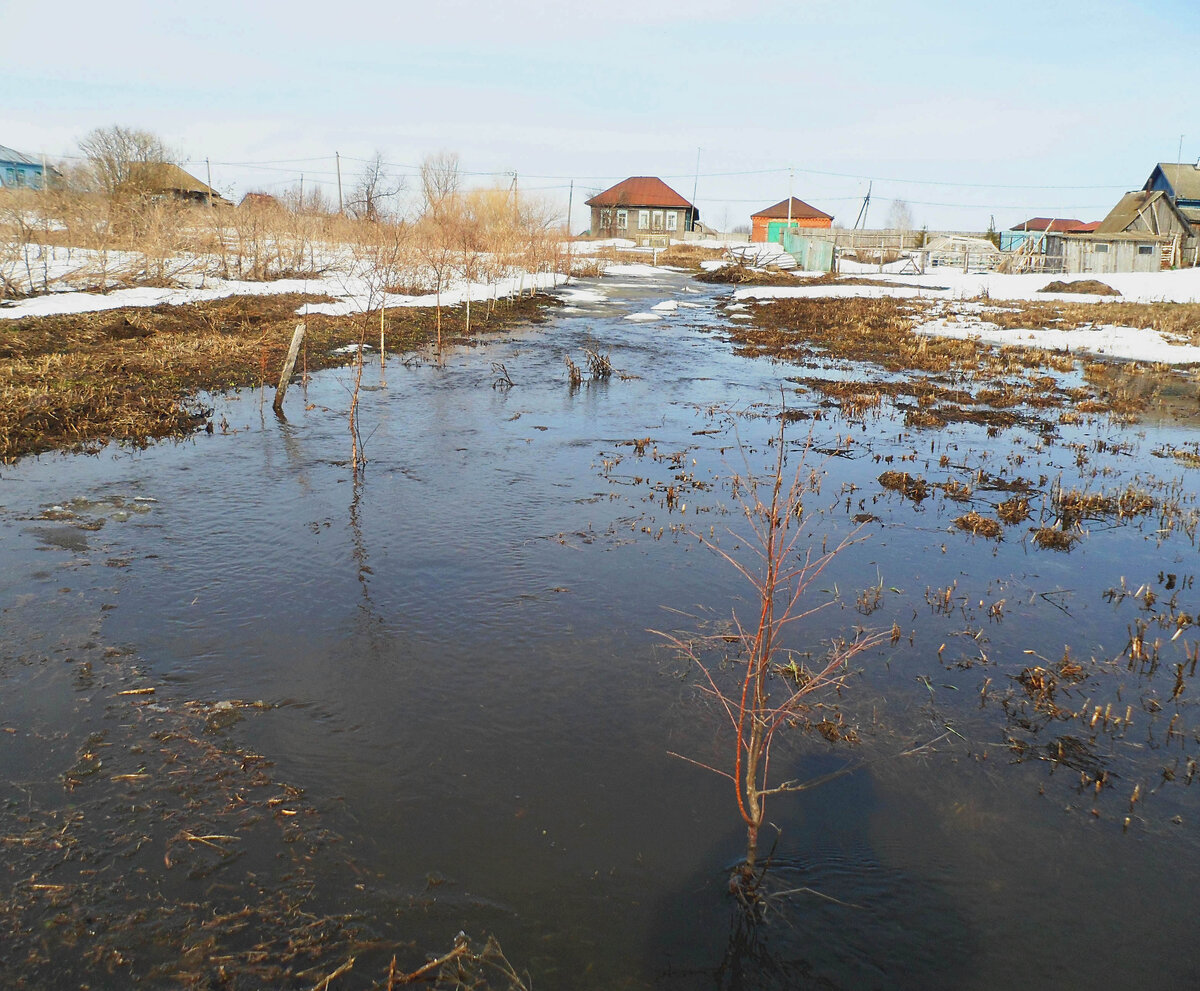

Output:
xmin=491 ymin=361 xmax=515 ymax=390
xmin=309 ymin=956 xmax=355 ymax=991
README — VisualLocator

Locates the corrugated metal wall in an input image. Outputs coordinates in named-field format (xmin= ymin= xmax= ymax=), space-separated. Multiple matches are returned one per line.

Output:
xmin=781 ymin=231 xmax=835 ymax=272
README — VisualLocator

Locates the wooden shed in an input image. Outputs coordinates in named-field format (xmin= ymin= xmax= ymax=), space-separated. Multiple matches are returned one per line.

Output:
xmin=750 ymin=197 xmax=832 ymax=243
xmin=1061 ymin=233 xmax=1173 ymax=274
xmin=126 ymin=162 xmax=231 ymax=206
xmin=1065 ymin=189 xmax=1198 ymax=269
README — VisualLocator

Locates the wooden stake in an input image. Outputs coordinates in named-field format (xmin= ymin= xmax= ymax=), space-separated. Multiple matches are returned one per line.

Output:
xmin=273 ymin=322 xmax=307 ymax=416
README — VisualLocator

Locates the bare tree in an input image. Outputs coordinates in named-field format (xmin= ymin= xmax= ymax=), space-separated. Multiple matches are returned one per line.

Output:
xmin=886 ymin=198 xmax=914 ymax=233
xmin=417 ymin=153 xmax=464 ymax=351
xmin=77 ymin=125 xmax=178 ymax=197
xmin=656 ymin=416 xmax=887 ymax=900
xmin=420 ymin=151 xmax=461 ymax=219
xmin=348 ymin=152 xmax=404 ymax=223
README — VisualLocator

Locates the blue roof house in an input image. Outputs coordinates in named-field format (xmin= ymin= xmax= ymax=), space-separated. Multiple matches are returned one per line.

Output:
xmin=1144 ymin=163 xmax=1200 ymax=229
xmin=0 ymin=145 xmax=51 ymax=190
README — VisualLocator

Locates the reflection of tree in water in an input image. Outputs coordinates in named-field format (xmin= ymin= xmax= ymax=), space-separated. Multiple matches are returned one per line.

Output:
xmin=648 ymin=754 xmax=976 ymax=991
xmin=348 ymin=475 xmax=375 ymax=621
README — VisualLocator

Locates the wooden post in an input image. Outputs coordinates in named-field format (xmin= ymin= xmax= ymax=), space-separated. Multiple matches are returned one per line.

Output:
xmin=336 ymin=152 xmax=344 ymax=214
xmin=273 ymin=322 xmax=307 ymax=416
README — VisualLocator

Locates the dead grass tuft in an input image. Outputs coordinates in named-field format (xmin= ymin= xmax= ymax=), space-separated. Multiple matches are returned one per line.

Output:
xmin=1039 ymin=279 xmax=1120 ymax=296
xmin=879 ymin=470 xmax=929 ymax=502
xmin=1033 ymin=526 xmax=1078 ymax=551
xmin=955 ymin=511 xmax=1002 ymax=538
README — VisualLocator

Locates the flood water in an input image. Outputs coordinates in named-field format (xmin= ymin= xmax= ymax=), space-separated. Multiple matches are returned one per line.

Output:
xmin=4 ymin=266 xmax=1200 ymax=988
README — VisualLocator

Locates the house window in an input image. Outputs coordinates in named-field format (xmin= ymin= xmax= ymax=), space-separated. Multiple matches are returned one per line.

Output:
xmin=1138 ymin=244 xmax=1154 ymax=255
xmin=665 ymin=212 xmax=678 ymax=231
xmin=600 ymin=209 xmax=612 ymax=229
xmin=1095 ymin=243 xmax=1109 ymax=253
xmin=638 ymin=210 xmax=649 ymax=230
xmin=652 ymin=210 xmax=663 ymax=229
xmin=616 ymin=209 xmax=628 ymax=230
xmin=3 ymin=167 xmax=15 ymax=186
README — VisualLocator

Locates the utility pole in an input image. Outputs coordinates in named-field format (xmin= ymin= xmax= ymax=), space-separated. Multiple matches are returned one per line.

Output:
xmin=566 ymin=178 xmax=574 ymax=235
xmin=853 ymin=181 xmax=872 ymax=230
xmin=336 ymin=151 xmax=344 ymax=214
xmin=205 ymin=157 xmax=213 ymax=208
xmin=299 ymin=173 xmax=304 ymax=211
xmin=690 ymin=147 xmax=700 ymax=232
xmin=1179 ymin=134 xmax=1185 ymax=163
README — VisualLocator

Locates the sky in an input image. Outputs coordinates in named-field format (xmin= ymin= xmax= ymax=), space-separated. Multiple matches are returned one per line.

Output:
xmin=3 ymin=0 xmax=1199 ymax=232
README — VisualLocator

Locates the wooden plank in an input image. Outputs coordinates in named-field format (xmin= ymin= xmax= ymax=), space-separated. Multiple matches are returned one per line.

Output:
xmin=272 ymin=322 xmax=307 ymax=417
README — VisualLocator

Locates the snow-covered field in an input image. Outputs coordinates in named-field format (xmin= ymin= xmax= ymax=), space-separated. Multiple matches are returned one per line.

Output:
xmin=6 ymin=234 xmax=1200 ymax=366
xmin=0 ymin=242 xmax=567 ymax=321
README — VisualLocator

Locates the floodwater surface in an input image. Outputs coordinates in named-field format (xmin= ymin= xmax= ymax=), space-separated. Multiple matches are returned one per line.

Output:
xmin=3 ymin=266 xmax=1200 ymax=988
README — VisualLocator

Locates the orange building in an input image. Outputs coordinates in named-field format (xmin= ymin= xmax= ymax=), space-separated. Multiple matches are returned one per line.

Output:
xmin=751 ymin=197 xmax=833 ymax=243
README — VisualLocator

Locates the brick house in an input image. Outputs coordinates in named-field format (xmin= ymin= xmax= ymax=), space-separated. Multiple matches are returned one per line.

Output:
xmin=750 ymin=197 xmax=832 ymax=243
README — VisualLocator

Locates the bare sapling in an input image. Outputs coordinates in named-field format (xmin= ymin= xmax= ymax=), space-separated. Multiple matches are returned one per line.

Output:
xmin=655 ymin=415 xmax=887 ymax=898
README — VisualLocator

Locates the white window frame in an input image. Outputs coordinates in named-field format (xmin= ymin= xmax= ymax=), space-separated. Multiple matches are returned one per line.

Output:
xmin=665 ymin=211 xmax=678 ymax=232
xmin=638 ymin=210 xmax=649 ymax=230
xmin=652 ymin=210 xmax=663 ymax=229
xmin=616 ymin=209 xmax=628 ymax=230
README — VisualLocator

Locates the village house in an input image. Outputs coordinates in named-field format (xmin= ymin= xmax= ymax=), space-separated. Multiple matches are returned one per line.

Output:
xmin=998 ymin=217 xmax=1087 ymax=252
xmin=0 ymin=144 xmax=57 ymax=190
xmin=586 ymin=177 xmax=698 ymax=245
xmin=126 ymin=162 xmax=231 ymax=206
xmin=1143 ymin=162 xmax=1200 ymax=229
xmin=1057 ymin=189 xmax=1195 ymax=272
xmin=750 ymin=197 xmax=833 ymax=243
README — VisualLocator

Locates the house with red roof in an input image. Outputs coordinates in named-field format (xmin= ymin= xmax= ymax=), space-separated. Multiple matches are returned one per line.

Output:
xmin=750 ymin=197 xmax=833 ymax=243
xmin=585 ymin=177 xmax=698 ymax=242
xmin=999 ymin=217 xmax=1089 ymax=251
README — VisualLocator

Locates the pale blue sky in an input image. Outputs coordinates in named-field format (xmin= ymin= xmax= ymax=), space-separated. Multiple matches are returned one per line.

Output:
xmin=3 ymin=0 xmax=1197 ymax=230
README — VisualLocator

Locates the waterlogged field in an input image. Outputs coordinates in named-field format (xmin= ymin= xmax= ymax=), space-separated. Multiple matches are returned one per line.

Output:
xmin=3 ymin=265 xmax=1200 ymax=989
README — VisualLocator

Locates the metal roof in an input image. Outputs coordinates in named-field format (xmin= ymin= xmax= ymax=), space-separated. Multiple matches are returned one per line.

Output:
xmin=751 ymin=197 xmax=832 ymax=221
xmin=1148 ymin=162 xmax=1200 ymax=202
xmin=1009 ymin=217 xmax=1085 ymax=232
xmin=1094 ymin=190 xmax=1191 ymax=235
xmin=585 ymin=177 xmax=693 ymax=209
xmin=0 ymin=144 xmax=41 ymax=166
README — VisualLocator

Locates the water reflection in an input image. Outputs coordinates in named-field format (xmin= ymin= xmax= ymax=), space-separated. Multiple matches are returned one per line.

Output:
xmin=4 ymin=267 xmax=1200 ymax=987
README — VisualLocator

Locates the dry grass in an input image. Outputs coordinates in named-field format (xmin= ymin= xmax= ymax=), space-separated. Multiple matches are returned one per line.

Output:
xmin=699 ymin=263 xmax=801 ymax=286
xmin=656 ymin=243 xmax=727 ymax=269
xmin=1033 ymin=526 xmax=1078 ymax=551
xmin=954 ymin=511 xmax=1002 ymax=538
xmin=733 ymin=296 xmax=1200 ymax=430
xmin=997 ymin=495 xmax=1032 ymax=524
xmin=1039 ymin=279 xmax=1120 ymax=296
xmin=1054 ymin=484 xmax=1157 ymax=524
xmin=879 ymin=470 xmax=929 ymax=502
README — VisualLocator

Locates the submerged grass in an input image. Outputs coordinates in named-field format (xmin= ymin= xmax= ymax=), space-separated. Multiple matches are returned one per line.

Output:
xmin=732 ymin=295 xmax=1200 ymax=432
xmin=0 ymin=293 xmax=552 ymax=462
